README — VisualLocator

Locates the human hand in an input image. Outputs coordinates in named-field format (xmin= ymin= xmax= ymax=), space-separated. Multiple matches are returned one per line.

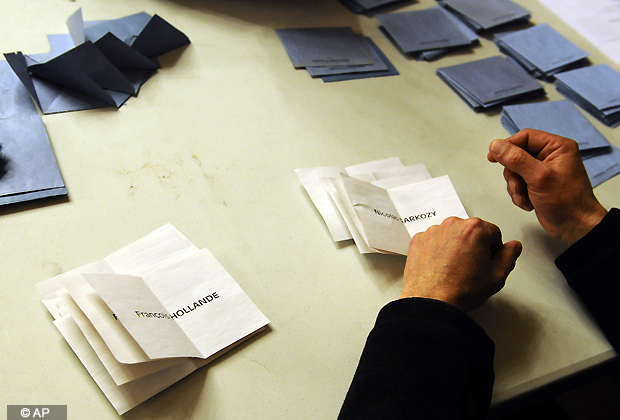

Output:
xmin=401 ymin=217 xmax=522 ymax=312
xmin=488 ymin=129 xmax=607 ymax=245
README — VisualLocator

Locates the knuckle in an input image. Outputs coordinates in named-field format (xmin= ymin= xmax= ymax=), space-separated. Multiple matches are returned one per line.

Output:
xmin=441 ymin=216 xmax=459 ymax=228
xmin=466 ymin=217 xmax=485 ymax=228
xmin=564 ymin=138 xmax=580 ymax=153
xmin=504 ymin=147 xmax=529 ymax=167
xmin=529 ymin=164 xmax=553 ymax=185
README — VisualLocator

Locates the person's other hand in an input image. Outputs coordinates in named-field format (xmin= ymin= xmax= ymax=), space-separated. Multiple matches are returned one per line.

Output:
xmin=488 ymin=129 xmax=607 ymax=245
xmin=401 ymin=217 xmax=522 ymax=312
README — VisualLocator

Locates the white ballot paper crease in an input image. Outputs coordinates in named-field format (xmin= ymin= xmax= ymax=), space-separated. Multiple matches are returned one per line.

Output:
xmin=36 ymin=224 xmax=270 ymax=414
xmin=296 ymin=158 xmax=467 ymax=255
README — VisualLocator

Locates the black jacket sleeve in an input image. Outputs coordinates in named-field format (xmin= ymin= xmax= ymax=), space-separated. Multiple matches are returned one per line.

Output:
xmin=338 ymin=298 xmax=495 ymax=420
xmin=555 ymin=207 xmax=620 ymax=352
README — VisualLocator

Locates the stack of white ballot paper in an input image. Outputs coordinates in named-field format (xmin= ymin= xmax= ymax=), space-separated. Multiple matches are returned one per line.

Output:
xmin=295 ymin=158 xmax=468 ymax=256
xmin=36 ymin=224 xmax=270 ymax=415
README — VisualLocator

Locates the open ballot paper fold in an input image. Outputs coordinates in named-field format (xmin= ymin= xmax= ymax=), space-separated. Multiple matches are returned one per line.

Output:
xmin=83 ymin=249 xmax=269 ymax=360
xmin=36 ymin=224 xmax=269 ymax=414
xmin=296 ymin=158 xmax=467 ymax=255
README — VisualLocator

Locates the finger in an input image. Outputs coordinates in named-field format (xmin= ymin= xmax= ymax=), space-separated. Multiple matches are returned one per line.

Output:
xmin=487 ymin=139 xmax=504 ymax=163
xmin=478 ymin=219 xmax=503 ymax=252
xmin=512 ymin=192 xmax=534 ymax=211
xmin=503 ymin=168 xmax=527 ymax=195
xmin=491 ymin=240 xmax=522 ymax=280
xmin=503 ymin=129 xmax=561 ymax=157
xmin=490 ymin=139 xmax=548 ymax=185
xmin=502 ymin=169 xmax=533 ymax=211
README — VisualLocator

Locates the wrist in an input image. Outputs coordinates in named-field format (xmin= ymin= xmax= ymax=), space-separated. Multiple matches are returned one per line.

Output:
xmin=561 ymin=205 xmax=607 ymax=245
xmin=399 ymin=288 xmax=462 ymax=310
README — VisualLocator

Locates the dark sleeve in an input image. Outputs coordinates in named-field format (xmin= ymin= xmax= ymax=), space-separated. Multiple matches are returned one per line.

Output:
xmin=338 ymin=298 xmax=495 ymax=420
xmin=555 ymin=207 xmax=620 ymax=351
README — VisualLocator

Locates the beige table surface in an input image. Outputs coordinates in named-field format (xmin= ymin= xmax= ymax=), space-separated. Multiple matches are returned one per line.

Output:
xmin=1 ymin=0 xmax=619 ymax=418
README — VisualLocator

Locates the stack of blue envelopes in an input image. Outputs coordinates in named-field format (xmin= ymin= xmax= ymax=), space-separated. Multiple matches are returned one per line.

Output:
xmin=436 ymin=56 xmax=545 ymax=110
xmin=501 ymin=100 xmax=610 ymax=151
xmin=377 ymin=7 xmax=478 ymax=61
xmin=3 ymin=9 xmax=190 ymax=114
xmin=494 ymin=24 xmax=590 ymax=81
xmin=338 ymin=0 xmax=411 ymax=14
xmin=501 ymin=100 xmax=620 ymax=187
xmin=555 ymin=64 xmax=620 ymax=127
xmin=0 ymin=61 xmax=66 ymax=205
xmin=276 ymin=27 xmax=398 ymax=82
xmin=437 ymin=0 xmax=530 ymax=32
xmin=581 ymin=146 xmax=620 ymax=187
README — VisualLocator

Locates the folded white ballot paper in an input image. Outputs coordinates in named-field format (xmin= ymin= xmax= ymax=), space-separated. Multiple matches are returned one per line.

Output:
xmin=36 ymin=224 xmax=270 ymax=414
xmin=296 ymin=158 xmax=468 ymax=255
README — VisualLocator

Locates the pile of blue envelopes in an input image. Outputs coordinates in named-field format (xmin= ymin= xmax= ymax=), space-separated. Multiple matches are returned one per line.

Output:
xmin=377 ymin=7 xmax=478 ymax=61
xmin=494 ymin=24 xmax=590 ymax=81
xmin=436 ymin=56 xmax=545 ymax=110
xmin=501 ymin=100 xmax=609 ymax=151
xmin=277 ymin=27 xmax=398 ymax=82
xmin=0 ymin=61 xmax=66 ymax=205
xmin=436 ymin=0 xmax=530 ymax=32
xmin=581 ymin=146 xmax=620 ymax=188
xmin=501 ymin=100 xmax=620 ymax=187
xmin=555 ymin=64 xmax=620 ymax=127
xmin=4 ymin=9 xmax=190 ymax=114
xmin=338 ymin=0 xmax=411 ymax=14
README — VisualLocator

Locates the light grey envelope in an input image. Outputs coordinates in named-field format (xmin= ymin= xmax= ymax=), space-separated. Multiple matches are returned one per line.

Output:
xmin=0 ymin=61 xmax=66 ymax=204
xmin=495 ymin=23 xmax=589 ymax=75
xmin=582 ymin=145 xmax=620 ymax=187
xmin=501 ymin=100 xmax=609 ymax=151
xmin=555 ymin=64 xmax=620 ymax=111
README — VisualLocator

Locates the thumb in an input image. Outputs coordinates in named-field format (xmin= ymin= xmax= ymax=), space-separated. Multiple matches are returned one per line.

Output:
xmin=491 ymin=240 xmax=522 ymax=280
xmin=489 ymin=139 xmax=546 ymax=184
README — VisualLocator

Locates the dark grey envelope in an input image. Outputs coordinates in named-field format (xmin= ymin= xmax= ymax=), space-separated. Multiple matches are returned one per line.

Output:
xmin=321 ymin=38 xmax=399 ymax=82
xmin=436 ymin=56 xmax=544 ymax=109
xmin=306 ymin=36 xmax=388 ymax=77
xmin=439 ymin=0 xmax=530 ymax=31
xmin=276 ymin=27 xmax=374 ymax=68
xmin=377 ymin=7 xmax=473 ymax=54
